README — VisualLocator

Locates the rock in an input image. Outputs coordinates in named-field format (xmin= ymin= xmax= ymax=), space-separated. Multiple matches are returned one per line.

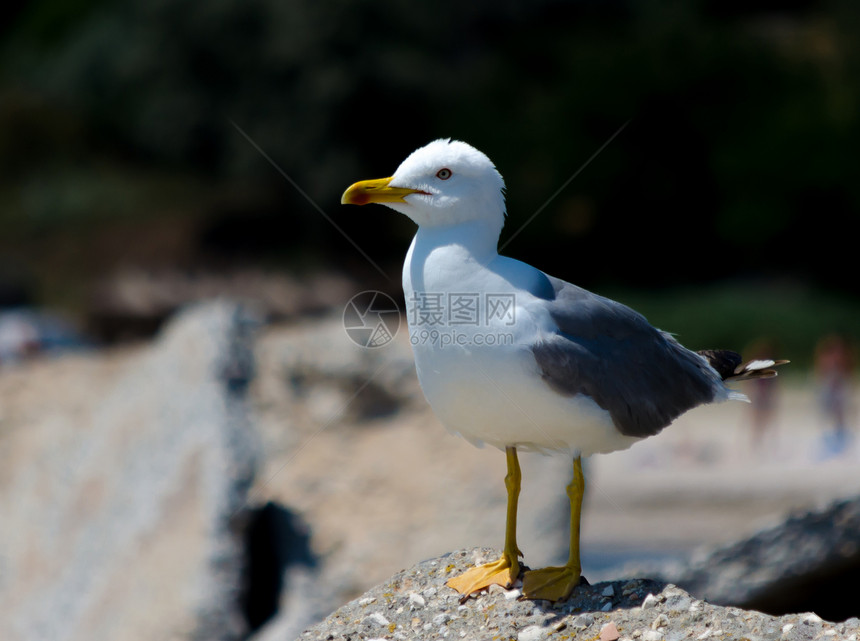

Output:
xmin=0 ymin=301 xmax=260 ymax=641
xmin=642 ymin=593 xmax=659 ymax=609
xmin=505 ymin=587 xmax=524 ymax=600
xmin=658 ymin=496 xmax=860 ymax=622
xmin=518 ymin=624 xmax=547 ymax=641
xmin=432 ymin=612 xmax=451 ymax=626
xmin=651 ymin=613 xmax=670 ymax=629
xmin=663 ymin=588 xmax=693 ymax=613
xmin=600 ymin=621 xmax=621 ymax=641
xmin=297 ymin=548 xmax=860 ymax=641
xmin=572 ymin=613 xmax=595 ymax=628
xmin=363 ymin=612 xmax=390 ymax=627
xmin=240 ymin=503 xmax=324 ymax=641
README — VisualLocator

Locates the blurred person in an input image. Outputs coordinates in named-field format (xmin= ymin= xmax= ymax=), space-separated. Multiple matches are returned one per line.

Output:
xmin=746 ymin=337 xmax=782 ymax=456
xmin=814 ymin=333 xmax=855 ymax=458
xmin=0 ymin=310 xmax=41 ymax=364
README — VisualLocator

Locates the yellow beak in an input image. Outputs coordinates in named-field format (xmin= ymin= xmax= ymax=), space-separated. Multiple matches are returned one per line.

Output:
xmin=341 ymin=176 xmax=425 ymax=206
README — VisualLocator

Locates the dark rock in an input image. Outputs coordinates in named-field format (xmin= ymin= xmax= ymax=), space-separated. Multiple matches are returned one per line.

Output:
xmin=240 ymin=502 xmax=318 ymax=634
xmin=663 ymin=496 xmax=860 ymax=622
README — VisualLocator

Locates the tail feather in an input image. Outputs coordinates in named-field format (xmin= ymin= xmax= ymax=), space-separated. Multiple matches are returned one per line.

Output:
xmin=697 ymin=349 xmax=789 ymax=382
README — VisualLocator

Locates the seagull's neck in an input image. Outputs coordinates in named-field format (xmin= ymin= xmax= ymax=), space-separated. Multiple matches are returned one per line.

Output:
xmin=413 ymin=219 xmax=501 ymax=262
xmin=404 ymin=219 xmax=504 ymax=298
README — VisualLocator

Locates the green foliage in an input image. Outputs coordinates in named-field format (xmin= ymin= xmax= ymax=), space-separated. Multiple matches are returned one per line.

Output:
xmin=0 ymin=0 xmax=858 ymax=307
xmin=604 ymin=281 xmax=860 ymax=371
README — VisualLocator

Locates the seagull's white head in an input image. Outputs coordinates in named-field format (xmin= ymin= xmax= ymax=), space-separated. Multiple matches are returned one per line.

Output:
xmin=341 ymin=139 xmax=506 ymax=231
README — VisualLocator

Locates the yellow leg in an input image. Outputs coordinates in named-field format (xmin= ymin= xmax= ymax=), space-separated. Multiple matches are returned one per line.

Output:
xmin=522 ymin=455 xmax=584 ymax=601
xmin=447 ymin=446 xmax=523 ymax=597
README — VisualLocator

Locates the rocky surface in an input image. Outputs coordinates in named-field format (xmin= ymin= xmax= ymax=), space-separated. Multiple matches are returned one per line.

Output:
xmin=0 ymin=301 xmax=260 ymax=641
xmin=299 ymin=547 xmax=860 ymax=641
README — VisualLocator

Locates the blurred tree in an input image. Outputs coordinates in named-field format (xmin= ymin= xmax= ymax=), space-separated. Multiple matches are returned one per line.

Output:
xmin=0 ymin=0 xmax=857 ymax=300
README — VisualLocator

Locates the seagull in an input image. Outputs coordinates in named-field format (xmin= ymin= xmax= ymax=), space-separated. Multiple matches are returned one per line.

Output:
xmin=341 ymin=139 xmax=786 ymax=602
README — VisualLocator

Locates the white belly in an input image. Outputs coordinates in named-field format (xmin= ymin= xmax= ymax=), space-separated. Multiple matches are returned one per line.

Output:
xmin=408 ymin=324 xmax=640 ymax=457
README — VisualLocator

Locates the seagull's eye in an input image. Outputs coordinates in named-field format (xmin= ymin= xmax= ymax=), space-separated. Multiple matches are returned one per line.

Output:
xmin=436 ymin=168 xmax=452 ymax=180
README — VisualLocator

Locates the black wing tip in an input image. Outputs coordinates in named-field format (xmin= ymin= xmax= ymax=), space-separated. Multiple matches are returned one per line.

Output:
xmin=697 ymin=349 xmax=742 ymax=381
xmin=698 ymin=350 xmax=790 ymax=382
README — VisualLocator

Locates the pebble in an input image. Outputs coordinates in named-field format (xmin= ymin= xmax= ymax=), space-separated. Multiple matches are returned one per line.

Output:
xmin=641 ymin=593 xmax=659 ymax=610
xmin=433 ymin=613 xmax=451 ymax=626
xmin=601 ymin=601 xmax=613 ymax=612
xmin=600 ymin=622 xmax=621 ymax=641
xmin=651 ymin=614 xmax=670 ymax=630
xmin=622 ymin=581 xmax=640 ymax=595
xmin=409 ymin=593 xmax=426 ymax=608
xmin=518 ymin=625 xmax=546 ymax=641
xmin=803 ymin=613 xmax=823 ymax=625
xmin=642 ymin=630 xmax=662 ymax=641
xmin=602 ymin=585 xmax=616 ymax=597
xmin=364 ymin=612 xmax=390 ymax=627
xmin=572 ymin=613 xmax=595 ymax=628
xmin=664 ymin=593 xmax=692 ymax=612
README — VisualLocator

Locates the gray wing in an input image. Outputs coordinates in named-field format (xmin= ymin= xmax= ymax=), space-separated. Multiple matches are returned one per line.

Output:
xmin=531 ymin=276 xmax=724 ymax=438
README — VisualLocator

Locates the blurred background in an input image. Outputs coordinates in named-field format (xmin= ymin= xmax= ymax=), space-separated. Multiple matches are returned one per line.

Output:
xmin=1 ymin=1 xmax=859 ymax=640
